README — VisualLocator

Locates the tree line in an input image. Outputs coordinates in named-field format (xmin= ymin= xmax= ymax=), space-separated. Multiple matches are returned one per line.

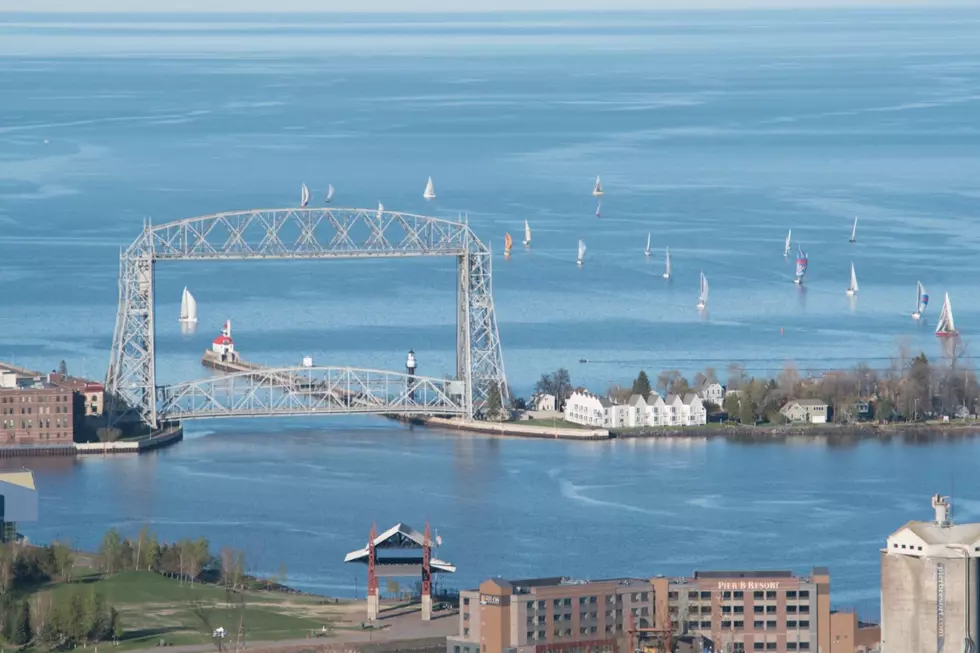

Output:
xmin=98 ymin=527 xmax=254 ymax=591
xmin=0 ymin=540 xmax=121 ymax=647
xmin=529 ymin=338 xmax=979 ymax=424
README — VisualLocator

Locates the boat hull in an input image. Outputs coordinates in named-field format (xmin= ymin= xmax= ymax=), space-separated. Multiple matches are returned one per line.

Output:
xmin=937 ymin=331 xmax=958 ymax=338
xmin=912 ymin=312 xmax=921 ymax=320
xmin=846 ymin=289 xmax=855 ymax=296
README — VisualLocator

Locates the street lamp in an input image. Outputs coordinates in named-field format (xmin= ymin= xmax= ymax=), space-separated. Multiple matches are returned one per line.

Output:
xmin=945 ymin=544 xmax=977 ymax=653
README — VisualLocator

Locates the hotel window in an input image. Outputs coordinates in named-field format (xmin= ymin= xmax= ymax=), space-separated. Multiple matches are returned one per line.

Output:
xmin=799 ymin=643 xmax=810 ymax=650
xmin=463 ymin=628 xmax=469 ymax=637
xmin=700 ymin=606 xmax=711 ymax=614
xmin=766 ymin=620 xmax=777 ymax=629
xmin=734 ymin=621 xmax=744 ymax=629
xmin=688 ymin=591 xmax=698 ymax=599
xmin=734 ymin=606 xmax=744 ymax=614
xmin=753 ymin=591 xmax=764 ymax=599
xmin=537 ymin=616 xmax=545 ymax=624
xmin=787 ymin=644 xmax=797 ymax=651
xmin=700 ymin=621 xmax=711 ymax=629
xmin=721 ymin=620 xmax=731 ymax=628
xmin=800 ymin=620 xmax=810 ymax=628
xmin=765 ymin=591 xmax=776 ymax=599
xmin=668 ymin=591 xmax=678 ymax=599
xmin=766 ymin=644 xmax=777 ymax=651
xmin=689 ymin=606 xmax=699 ymax=614
xmin=754 ymin=621 xmax=764 ymax=629
xmin=754 ymin=644 xmax=764 ymax=651
xmin=538 ymin=601 xmax=545 ymax=609
xmin=766 ymin=606 xmax=777 ymax=614
xmin=754 ymin=606 xmax=764 ymax=614
xmin=526 ymin=631 xmax=534 ymax=641
xmin=463 ymin=598 xmax=469 ymax=606
xmin=537 ymin=631 xmax=545 ymax=639
xmin=722 ymin=591 xmax=732 ymax=599
xmin=563 ymin=598 xmax=571 ymax=607
xmin=734 ymin=645 xmax=744 ymax=653
xmin=799 ymin=605 xmax=809 ymax=614
xmin=786 ymin=591 xmax=797 ymax=599
xmin=722 ymin=606 xmax=731 ymax=614
xmin=787 ymin=605 xmax=797 ymax=613
xmin=641 ymin=592 xmax=649 ymax=601
xmin=554 ymin=599 xmax=561 ymax=608
xmin=734 ymin=591 xmax=744 ymax=599
xmin=526 ymin=601 xmax=533 ymax=610
xmin=798 ymin=591 xmax=809 ymax=599
xmin=700 ymin=591 xmax=711 ymax=599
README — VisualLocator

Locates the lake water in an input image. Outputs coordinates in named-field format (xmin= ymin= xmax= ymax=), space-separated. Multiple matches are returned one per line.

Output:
xmin=2 ymin=8 xmax=980 ymax=620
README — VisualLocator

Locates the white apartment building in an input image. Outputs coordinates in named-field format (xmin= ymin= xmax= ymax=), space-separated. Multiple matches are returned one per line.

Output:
xmin=564 ymin=391 xmax=706 ymax=428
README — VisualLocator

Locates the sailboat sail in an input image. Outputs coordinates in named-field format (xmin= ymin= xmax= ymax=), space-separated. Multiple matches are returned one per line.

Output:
xmin=914 ymin=281 xmax=929 ymax=317
xmin=301 ymin=183 xmax=310 ymax=208
xmin=179 ymin=287 xmax=198 ymax=323
xmin=423 ymin=176 xmax=436 ymax=200
xmin=523 ymin=220 xmax=531 ymax=246
xmin=595 ymin=201 xmax=601 ymax=218
xmin=592 ymin=175 xmax=604 ymax=197
xmin=794 ymin=247 xmax=808 ymax=284
xmin=577 ymin=239 xmax=587 ymax=264
xmin=849 ymin=217 xmax=858 ymax=243
xmin=849 ymin=262 xmax=859 ymax=292
xmin=376 ymin=201 xmax=384 ymax=221
xmin=936 ymin=293 xmax=957 ymax=337
xmin=504 ymin=233 xmax=513 ymax=254
xmin=664 ymin=247 xmax=671 ymax=279
xmin=698 ymin=271 xmax=709 ymax=308
xmin=784 ymin=229 xmax=792 ymax=257
xmin=645 ymin=233 xmax=651 ymax=257
xmin=325 ymin=184 xmax=334 ymax=203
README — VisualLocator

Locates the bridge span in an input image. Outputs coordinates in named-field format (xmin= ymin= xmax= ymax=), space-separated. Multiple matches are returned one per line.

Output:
xmin=157 ymin=366 xmax=467 ymax=421
xmin=105 ymin=207 xmax=508 ymax=428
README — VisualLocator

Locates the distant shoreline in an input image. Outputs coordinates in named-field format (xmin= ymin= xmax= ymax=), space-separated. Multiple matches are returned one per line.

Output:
xmin=403 ymin=416 xmax=980 ymax=443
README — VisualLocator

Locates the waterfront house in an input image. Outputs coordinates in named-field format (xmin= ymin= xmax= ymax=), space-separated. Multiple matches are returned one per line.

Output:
xmin=683 ymin=393 xmax=708 ymax=425
xmin=644 ymin=393 xmax=667 ymax=426
xmin=780 ymin=399 xmax=829 ymax=424
xmin=531 ymin=393 xmax=556 ymax=412
xmin=696 ymin=381 xmax=724 ymax=406
xmin=564 ymin=391 xmax=607 ymax=427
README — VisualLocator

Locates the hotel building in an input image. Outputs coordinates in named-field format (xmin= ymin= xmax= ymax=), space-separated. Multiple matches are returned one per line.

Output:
xmin=449 ymin=568 xmax=836 ymax=653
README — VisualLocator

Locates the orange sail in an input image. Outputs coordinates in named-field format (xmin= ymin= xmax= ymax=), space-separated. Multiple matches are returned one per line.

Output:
xmin=504 ymin=233 xmax=513 ymax=253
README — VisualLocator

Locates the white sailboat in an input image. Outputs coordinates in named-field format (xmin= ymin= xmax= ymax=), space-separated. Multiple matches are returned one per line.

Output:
xmin=794 ymin=247 xmax=808 ymax=285
xmin=663 ymin=247 xmax=671 ymax=280
xmin=644 ymin=233 xmax=651 ymax=257
xmin=300 ymin=183 xmax=310 ymax=208
xmin=577 ymin=239 xmax=587 ymax=266
xmin=912 ymin=281 xmax=929 ymax=320
xmin=376 ymin=201 xmax=384 ymax=221
xmin=846 ymin=262 xmax=859 ymax=296
xmin=849 ymin=216 xmax=858 ymax=243
xmin=784 ymin=229 xmax=792 ymax=257
xmin=325 ymin=184 xmax=334 ymax=203
xmin=592 ymin=175 xmax=604 ymax=197
xmin=523 ymin=220 xmax=531 ymax=247
xmin=423 ymin=176 xmax=436 ymax=200
xmin=697 ymin=271 xmax=708 ymax=310
xmin=936 ymin=293 xmax=957 ymax=338
xmin=179 ymin=287 xmax=198 ymax=324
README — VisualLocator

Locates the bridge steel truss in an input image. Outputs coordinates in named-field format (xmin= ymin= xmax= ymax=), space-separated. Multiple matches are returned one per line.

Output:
xmin=156 ymin=366 xmax=468 ymax=421
xmin=105 ymin=208 xmax=508 ymax=428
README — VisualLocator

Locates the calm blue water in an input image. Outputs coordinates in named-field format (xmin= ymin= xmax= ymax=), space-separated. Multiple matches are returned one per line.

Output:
xmin=2 ymin=8 xmax=980 ymax=619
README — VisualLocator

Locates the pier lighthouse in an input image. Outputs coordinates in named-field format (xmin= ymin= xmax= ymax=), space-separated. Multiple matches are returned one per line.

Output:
xmin=406 ymin=350 xmax=416 ymax=401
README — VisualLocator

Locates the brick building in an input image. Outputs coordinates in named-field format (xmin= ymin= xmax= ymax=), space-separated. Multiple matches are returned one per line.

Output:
xmin=0 ymin=384 xmax=74 ymax=445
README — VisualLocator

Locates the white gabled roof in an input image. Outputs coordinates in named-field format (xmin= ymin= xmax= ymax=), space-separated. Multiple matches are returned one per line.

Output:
xmin=344 ymin=522 xmax=440 ymax=563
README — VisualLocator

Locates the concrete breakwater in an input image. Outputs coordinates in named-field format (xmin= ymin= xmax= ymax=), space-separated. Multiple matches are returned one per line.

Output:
xmin=611 ymin=422 xmax=980 ymax=441
xmin=0 ymin=423 xmax=184 ymax=458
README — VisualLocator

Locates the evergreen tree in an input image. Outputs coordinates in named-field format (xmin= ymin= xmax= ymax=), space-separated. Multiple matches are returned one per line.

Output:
xmin=12 ymin=600 xmax=31 ymax=645
xmin=485 ymin=383 xmax=503 ymax=420
xmin=631 ymin=371 xmax=652 ymax=397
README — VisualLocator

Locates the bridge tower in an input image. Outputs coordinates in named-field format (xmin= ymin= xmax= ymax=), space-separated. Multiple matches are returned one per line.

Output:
xmin=105 ymin=208 xmax=507 ymax=428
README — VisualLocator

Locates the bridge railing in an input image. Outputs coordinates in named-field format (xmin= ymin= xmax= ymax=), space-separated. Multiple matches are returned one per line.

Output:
xmin=156 ymin=366 xmax=468 ymax=421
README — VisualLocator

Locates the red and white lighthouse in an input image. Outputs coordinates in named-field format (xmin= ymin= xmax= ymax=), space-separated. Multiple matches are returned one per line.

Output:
xmin=211 ymin=320 xmax=237 ymax=362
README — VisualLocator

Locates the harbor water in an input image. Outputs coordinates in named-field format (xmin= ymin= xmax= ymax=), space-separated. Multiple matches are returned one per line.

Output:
xmin=2 ymin=8 xmax=980 ymax=618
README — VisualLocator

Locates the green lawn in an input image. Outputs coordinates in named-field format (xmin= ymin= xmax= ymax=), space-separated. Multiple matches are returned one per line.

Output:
xmin=21 ymin=570 xmax=345 ymax=651
xmin=518 ymin=417 xmax=592 ymax=430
